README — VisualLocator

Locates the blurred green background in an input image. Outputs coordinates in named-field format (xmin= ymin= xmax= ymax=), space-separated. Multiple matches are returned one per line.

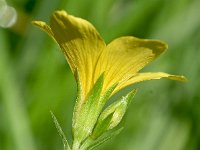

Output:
xmin=0 ymin=0 xmax=199 ymax=149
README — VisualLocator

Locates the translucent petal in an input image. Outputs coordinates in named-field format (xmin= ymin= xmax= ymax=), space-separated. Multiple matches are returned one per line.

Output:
xmin=114 ymin=72 xmax=187 ymax=93
xmin=33 ymin=12 xmax=186 ymax=97
xmin=33 ymin=11 xmax=106 ymax=97
xmin=94 ymin=36 xmax=167 ymax=92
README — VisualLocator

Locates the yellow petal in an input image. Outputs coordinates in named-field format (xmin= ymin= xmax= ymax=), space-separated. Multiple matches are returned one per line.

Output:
xmin=94 ymin=36 xmax=167 ymax=92
xmin=114 ymin=72 xmax=187 ymax=94
xmin=32 ymin=21 xmax=54 ymax=38
xmin=33 ymin=11 xmax=106 ymax=97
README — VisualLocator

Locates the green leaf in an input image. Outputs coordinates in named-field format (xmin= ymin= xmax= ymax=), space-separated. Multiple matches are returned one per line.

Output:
xmin=50 ymin=111 xmax=71 ymax=150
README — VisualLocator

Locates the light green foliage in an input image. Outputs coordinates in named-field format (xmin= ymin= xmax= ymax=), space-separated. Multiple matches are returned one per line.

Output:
xmin=0 ymin=0 xmax=199 ymax=150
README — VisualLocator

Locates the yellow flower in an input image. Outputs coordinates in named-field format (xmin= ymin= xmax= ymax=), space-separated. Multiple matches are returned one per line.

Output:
xmin=32 ymin=10 xmax=186 ymax=149
xmin=33 ymin=10 xmax=186 ymax=98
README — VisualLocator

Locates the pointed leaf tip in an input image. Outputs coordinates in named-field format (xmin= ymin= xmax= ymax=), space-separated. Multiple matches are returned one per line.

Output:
xmin=50 ymin=111 xmax=71 ymax=150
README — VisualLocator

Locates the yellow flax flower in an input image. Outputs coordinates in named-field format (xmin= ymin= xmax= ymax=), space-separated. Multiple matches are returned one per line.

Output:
xmin=33 ymin=10 xmax=185 ymax=96
xmin=32 ymin=10 xmax=186 ymax=150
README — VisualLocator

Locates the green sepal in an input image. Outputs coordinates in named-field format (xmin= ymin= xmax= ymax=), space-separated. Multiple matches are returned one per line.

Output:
xmin=99 ymin=82 xmax=118 ymax=106
xmin=97 ymin=89 xmax=137 ymax=131
xmin=50 ymin=111 xmax=71 ymax=150
xmin=72 ymin=72 xmax=119 ymax=149
xmin=72 ymin=73 xmax=105 ymax=147
xmin=78 ymin=90 xmax=136 ymax=149
xmin=80 ymin=127 xmax=123 ymax=150
xmin=91 ymin=112 xmax=114 ymax=140
xmin=72 ymin=69 xmax=84 ymax=128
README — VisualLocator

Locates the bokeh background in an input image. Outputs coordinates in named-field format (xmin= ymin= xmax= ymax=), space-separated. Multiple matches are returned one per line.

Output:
xmin=0 ymin=0 xmax=199 ymax=149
